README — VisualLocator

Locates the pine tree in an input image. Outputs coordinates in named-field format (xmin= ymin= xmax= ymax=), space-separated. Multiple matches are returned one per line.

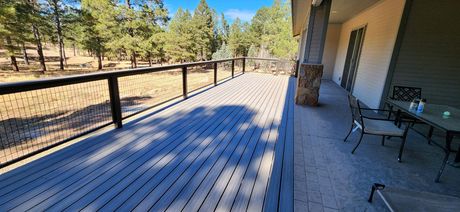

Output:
xmin=220 ymin=13 xmax=229 ymax=43
xmin=165 ymin=8 xmax=195 ymax=63
xmin=248 ymin=0 xmax=297 ymax=59
xmin=137 ymin=1 xmax=169 ymax=66
xmin=28 ymin=0 xmax=47 ymax=72
xmin=192 ymin=0 xmax=216 ymax=61
xmin=228 ymin=18 xmax=251 ymax=57
xmin=0 ymin=0 xmax=35 ymax=71
xmin=78 ymin=0 xmax=115 ymax=70
xmin=43 ymin=0 xmax=70 ymax=70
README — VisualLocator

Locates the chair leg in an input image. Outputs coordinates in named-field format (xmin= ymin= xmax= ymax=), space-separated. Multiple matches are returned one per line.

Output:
xmin=398 ymin=136 xmax=408 ymax=163
xmin=344 ymin=123 xmax=354 ymax=142
xmin=381 ymin=136 xmax=385 ymax=146
xmin=351 ymin=132 xmax=364 ymax=154
xmin=427 ymin=126 xmax=434 ymax=145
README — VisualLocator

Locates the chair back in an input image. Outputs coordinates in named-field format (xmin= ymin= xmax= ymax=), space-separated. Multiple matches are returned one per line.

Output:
xmin=392 ymin=86 xmax=422 ymax=101
xmin=347 ymin=94 xmax=363 ymax=126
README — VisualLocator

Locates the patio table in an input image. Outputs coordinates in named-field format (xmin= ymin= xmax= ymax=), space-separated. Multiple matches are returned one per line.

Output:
xmin=386 ymin=99 xmax=460 ymax=182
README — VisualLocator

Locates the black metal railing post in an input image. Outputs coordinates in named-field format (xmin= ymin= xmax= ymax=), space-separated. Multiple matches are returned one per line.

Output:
xmin=295 ymin=59 xmax=300 ymax=78
xmin=242 ymin=58 xmax=246 ymax=74
xmin=214 ymin=62 xmax=217 ymax=85
xmin=108 ymin=76 xmax=123 ymax=128
xmin=231 ymin=60 xmax=235 ymax=78
xmin=182 ymin=66 xmax=188 ymax=99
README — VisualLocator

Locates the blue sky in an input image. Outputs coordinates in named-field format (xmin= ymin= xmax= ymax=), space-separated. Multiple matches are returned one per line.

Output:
xmin=164 ymin=0 xmax=273 ymax=22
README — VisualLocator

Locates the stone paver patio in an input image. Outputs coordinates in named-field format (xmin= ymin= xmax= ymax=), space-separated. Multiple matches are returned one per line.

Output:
xmin=293 ymin=80 xmax=460 ymax=211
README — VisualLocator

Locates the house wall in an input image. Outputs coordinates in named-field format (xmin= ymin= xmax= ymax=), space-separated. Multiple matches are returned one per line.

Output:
xmin=332 ymin=0 xmax=405 ymax=108
xmin=389 ymin=0 xmax=460 ymax=107
xmin=322 ymin=24 xmax=341 ymax=80
xmin=298 ymin=28 xmax=308 ymax=63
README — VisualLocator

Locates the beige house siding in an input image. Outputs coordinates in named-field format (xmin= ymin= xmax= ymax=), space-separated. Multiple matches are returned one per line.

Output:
xmin=390 ymin=0 xmax=460 ymax=107
xmin=332 ymin=0 xmax=405 ymax=108
xmin=322 ymin=24 xmax=341 ymax=80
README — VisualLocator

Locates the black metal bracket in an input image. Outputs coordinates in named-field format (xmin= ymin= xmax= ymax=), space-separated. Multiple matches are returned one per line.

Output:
xmin=231 ymin=60 xmax=235 ymax=78
xmin=368 ymin=183 xmax=386 ymax=203
xmin=214 ymin=62 xmax=217 ymax=85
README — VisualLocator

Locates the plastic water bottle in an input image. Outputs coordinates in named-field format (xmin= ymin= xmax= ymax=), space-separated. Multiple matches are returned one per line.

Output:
xmin=409 ymin=99 xmax=418 ymax=111
xmin=417 ymin=99 xmax=426 ymax=113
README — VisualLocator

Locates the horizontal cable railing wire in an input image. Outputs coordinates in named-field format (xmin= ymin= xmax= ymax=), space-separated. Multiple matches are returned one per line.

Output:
xmin=187 ymin=63 xmax=215 ymax=93
xmin=0 ymin=81 xmax=112 ymax=165
xmin=118 ymin=69 xmax=183 ymax=118
xmin=0 ymin=57 xmax=288 ymax=168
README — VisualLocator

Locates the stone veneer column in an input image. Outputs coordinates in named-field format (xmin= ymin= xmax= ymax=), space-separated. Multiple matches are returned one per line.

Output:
xmin=295 ymin=64 xmax=323 ymax=106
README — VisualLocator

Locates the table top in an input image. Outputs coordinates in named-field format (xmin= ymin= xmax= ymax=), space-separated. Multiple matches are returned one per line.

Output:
xmin=386 ymin=99 xmax=460 ymax=133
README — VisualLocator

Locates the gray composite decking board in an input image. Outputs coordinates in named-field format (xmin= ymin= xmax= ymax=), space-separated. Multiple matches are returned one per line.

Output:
xmin=0 ymin=75 xmax=250 ymax=195
xmin=164 ymin=76 xmax=284 ymax=212
xmin=1 ymin=75 xmax=252 ymax=195
xmin=128 ymin=76 xmax=284 ymax=211
xmin=137 ymin=76 xmax=283 ymax=212
xmin=180 ymin=78 xmax=286 ymax=212
xmin=262 ymin=77 xmax=294 ymax=212
xmin=210 ymin=78 xmax=288 ymax=212
xmin=231 ymin=78 xmax=288 ymax=212
xmin=0 ymin=76 xmax=258 ymax=210
xmin=0 ymin=75 xmax=248 ymax=185
xmin=0 ymin=74 xmax=247 ymax=185
xmin=55 ymin=76 xmax=268 ymax=212
xmin=9 ymin=76 xmax=263 ymax=211
xmin=247 ymin=77 xmax=290 ymax=212
xmin=0 ymin=77 xmax=257 ymax=210
xmin=94 ymin=76 xmax=273 ymax=212
xmin=279 ymin=78 xmax=295 ymax=211
xmin=0 ymin=73 xmax=294 ymax=212
xmin=36 ymin=75 xmax=266 ymax=210
xmin=152 ymin=76 xmax=286 ymax=211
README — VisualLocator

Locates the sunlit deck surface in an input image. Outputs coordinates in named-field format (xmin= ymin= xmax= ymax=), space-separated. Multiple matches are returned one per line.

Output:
xmin=0 ymin=73 xmax=294 ymax=211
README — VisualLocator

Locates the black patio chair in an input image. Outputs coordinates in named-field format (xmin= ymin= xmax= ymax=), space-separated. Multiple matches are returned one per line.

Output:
xmin=344 ymin=94 xmax=410 ymax=162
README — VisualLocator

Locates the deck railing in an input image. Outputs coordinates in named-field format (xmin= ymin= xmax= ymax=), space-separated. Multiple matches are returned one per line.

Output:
xmin=0 ymin=57 xmax=295 ymax=168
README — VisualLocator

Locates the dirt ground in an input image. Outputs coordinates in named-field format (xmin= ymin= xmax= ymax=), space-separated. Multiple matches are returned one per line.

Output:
xmin=0 ymin=44 xmax=171 ymax=83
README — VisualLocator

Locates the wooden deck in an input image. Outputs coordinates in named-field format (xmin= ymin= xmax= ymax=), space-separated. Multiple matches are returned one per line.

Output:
xmin=0 ymin=73 xmax=294 ymax=212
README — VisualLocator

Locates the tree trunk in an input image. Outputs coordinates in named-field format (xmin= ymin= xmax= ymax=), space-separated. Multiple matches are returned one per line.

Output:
xmin=148 ymin=52 xmax=152 ymax=67
xmin=96 ymin=50 xmax=102 ymax=70
xmin=30 ymin=24 xmax=46 ymax=72
xmin=10 ymin=55 xmax=19 ymax=72
xmin=32 ymin=26 xmax=46 ymax=72
xmin=130 ymin=53 xmax=137 ymax=68
xmin=73 ymin=43 xmax=76 ymax=56
xmin=52 ymin=0 xmax=64 ymax=70
xmin=62 ymin=41 xmax=67 ymax=65
xmin=22 ymin=43 xmax=29 ymax=65
xmin=6 ymin=36 xmax=19 ymax=72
